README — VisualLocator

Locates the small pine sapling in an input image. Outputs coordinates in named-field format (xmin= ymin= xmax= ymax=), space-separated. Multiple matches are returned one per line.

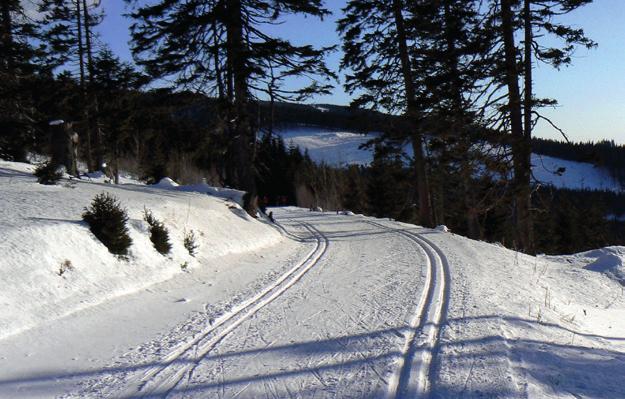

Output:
xmin=183 ymin=229 xmax=199 ymax=256
xmin=143 ymin=208 xmax=172 ymax=255
xmin=82 ymin=193 xmax=133 ymax=256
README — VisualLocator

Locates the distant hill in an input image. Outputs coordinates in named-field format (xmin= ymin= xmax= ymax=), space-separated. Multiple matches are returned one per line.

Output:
xmin=163 ymin=92 xmax=625 ymax=187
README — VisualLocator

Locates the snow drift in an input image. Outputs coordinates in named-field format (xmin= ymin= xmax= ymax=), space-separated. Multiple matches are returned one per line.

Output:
xmin=550 ymin=246 xmax=625 ymax=285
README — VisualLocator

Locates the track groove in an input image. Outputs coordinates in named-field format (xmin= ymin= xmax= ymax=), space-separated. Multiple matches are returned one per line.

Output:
xmin=115 ymin=222 xmax=329 ymax=398
xmin=365 ymin=220 xmax=450 ymax=399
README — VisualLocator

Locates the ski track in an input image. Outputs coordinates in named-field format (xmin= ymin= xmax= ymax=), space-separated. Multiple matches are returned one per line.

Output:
xmin=110 ymin=221 xmax=329 ymax=398
xmin=364 ymin=220 xmax=451 ymax=399
xmin=62 ymin=212 xmax=451 ymax=398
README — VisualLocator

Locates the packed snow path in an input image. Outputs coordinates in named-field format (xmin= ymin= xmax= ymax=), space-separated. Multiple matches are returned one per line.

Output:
xmin=64 ymin=209 xmax=447 ymax=398
xmin=3 ymin=204 xmax=625 ymax=398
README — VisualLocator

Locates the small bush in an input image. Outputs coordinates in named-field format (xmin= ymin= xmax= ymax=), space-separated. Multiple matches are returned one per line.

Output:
xmin=183 ymin=229 xmax=199 ymax=256
xmin=83 ymin=193 xmax=132 ymax=256
xmin=143 ymin=208 xmax=172 ymax=255
xmin=34 ymin=162 xmax=63 ymax=185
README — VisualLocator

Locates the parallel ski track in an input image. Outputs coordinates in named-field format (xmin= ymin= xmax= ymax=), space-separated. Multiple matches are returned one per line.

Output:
xmin=365 ymin=219 xmax=450 ymax=399
xmin=115 ymin=221 xmax=329 ymax=399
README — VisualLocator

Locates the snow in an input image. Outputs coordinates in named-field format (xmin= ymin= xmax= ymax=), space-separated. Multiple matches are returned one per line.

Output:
xmin=0 ymin=159 xmax=281 ymax=342
xmin=48 ymin=120 xmax=64 ymax=126
xmin=277 ymin=126 xmax=375 ymax=166
xmin=1 ymin=160 xmax=624 ymax=398
xmin=153 ymin=177 xmax=245 ymax=205
xmin=531 ymin=153 xmax=622 ymax=192
xmin=155 ymin=177 xmax=180 ymax=188
xmin=276 ymin=127 xmax=624 ymax=192
xmin=544 ymin=246 xmax=625 ymax=285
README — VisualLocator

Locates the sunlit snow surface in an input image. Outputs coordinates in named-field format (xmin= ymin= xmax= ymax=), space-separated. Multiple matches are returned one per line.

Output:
xmin=277 ymin=126 xmax=375 ymax=166
xmin=276 ymin=126 xmax=624 ymax=192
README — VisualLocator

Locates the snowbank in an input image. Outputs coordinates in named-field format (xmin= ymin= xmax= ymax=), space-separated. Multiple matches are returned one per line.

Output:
xmin=548 ymin=246 xmax=625 ymax=285
xmin=0 ymin=160 xmax=281 ymax=340
xmin=155 ymin=177 xmax=245 ymax=206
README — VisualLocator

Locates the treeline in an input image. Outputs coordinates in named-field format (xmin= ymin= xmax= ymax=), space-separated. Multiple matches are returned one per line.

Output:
xmin=0 ymin=0 xmax=612 ymax=254
xmin=255 ymin=135 xmax=625 ymax=255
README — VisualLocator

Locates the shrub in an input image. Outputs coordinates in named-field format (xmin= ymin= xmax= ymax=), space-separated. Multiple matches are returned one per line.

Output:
xmin=34 ymin=162 xmax=63 ymax=185
xmin=82 ymin=193 xmax=132 ymax=256
xmin=183 ymin=229 xmax=199 ymax=256
xmin=143 ymin=208 xmax=172 ymax=255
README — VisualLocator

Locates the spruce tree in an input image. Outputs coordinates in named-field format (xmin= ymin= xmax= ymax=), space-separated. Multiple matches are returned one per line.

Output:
xmin=39 ymin=0 xmax=104 ymax=171
xmin=0 ymin=1 xmax=43 ymax=161
xmin=125 ymin=0 xmax=335 ymax=215
xmin=338 ymin=0 xmax=441 ymax=227
xmin=486 ymin=0 xmax=595 ymax=253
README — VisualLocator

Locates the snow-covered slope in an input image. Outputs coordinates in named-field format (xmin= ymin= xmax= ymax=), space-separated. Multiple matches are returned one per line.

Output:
xmin=277 ymin=126 xmax=623 ymax=192
xmin=278 ymin=126 xmax=375 ymax=166
xmin=0 ymin=160 xmax=281 ymax=341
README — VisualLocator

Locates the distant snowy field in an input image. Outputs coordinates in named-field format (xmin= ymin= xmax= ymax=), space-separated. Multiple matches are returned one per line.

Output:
xmin=277 ymin=126 xmax=624 ymax=192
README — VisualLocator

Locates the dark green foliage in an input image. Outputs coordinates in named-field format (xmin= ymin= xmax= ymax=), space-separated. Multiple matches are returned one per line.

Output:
xmin=342 ymin=165 xmax=367 ymax=214
xmin=366 ymin=146 xmax=410 ymax=219
xmin=34 ymin=161 xmax=63 ymax=185
xmin=183 ymin=230 xmax=199 ymax=257
xmin=82 ymin=193 xmax=132 ymax=256
xmin=143 ymin=208 xmax=172 ymax=255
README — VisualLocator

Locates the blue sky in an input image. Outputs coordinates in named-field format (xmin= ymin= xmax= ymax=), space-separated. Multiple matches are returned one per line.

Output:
xmin=96 ymin=0 xmax=624 ymax=144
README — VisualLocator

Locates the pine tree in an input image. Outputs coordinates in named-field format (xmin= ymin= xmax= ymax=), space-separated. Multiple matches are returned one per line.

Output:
xmin=126 ymin=0 xmax=335 ymax=216
xmin=367 ymin=145 xmax=408 ymax=219
xmin=0 ymin=1 xmax=43 ymax=161
xmin=39 ymin=0 xmax=104 ymax=171
xmin=90 ymin=48 xmax=146 ymax=183
xmin=487 ymin=0 xmax=595 ymax=253
xmin=83 ymin=193 xmax=133 ymax=256
xmin=338 ymin=0 xmax=440 ymax=227
xmin=419 ymin=0 xmax=492 ymax=236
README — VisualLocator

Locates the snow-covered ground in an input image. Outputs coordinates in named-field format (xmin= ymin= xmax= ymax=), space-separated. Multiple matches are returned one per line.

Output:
xmin=0 ymin=160 xmax=281 ymax=341
xmin=277 ymin=126 xmax=624 ymax=192
xmin=1 ymin=160 xmax=624 ymax=398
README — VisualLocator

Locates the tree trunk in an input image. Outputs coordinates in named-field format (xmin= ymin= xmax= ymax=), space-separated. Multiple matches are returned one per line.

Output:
xmin=75 ymin=0 xmax=93 ymax=172
xmin=500 ymin=0 xmax=533 ymax=252
xmin=211 ymin=18 xmax=225 ymax=100
xmin=82 ymin=0 xmax=104 ymax=172
xmin=50 ymin=122 xmax=78 ymax=176
xmin=441 ymin=1 xmax=480 ymax=237
xmin=392 ymin=0 xmax=433 ymax=227
xmin=226 ymin=0 xmax=257 ymax=215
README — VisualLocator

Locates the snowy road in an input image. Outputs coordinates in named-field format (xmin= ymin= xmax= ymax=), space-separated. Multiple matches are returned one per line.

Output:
xmin=63 ymin=208 xmax=448 ymax=398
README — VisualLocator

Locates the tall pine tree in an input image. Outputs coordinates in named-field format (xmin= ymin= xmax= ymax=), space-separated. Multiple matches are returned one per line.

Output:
xmin=0 ymin=0 xmax=45 ymax=161
xmin=126 ymin=0 xmax=335 ymax=215
xmin=487 ymin=0 xmax=595 ymax=252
